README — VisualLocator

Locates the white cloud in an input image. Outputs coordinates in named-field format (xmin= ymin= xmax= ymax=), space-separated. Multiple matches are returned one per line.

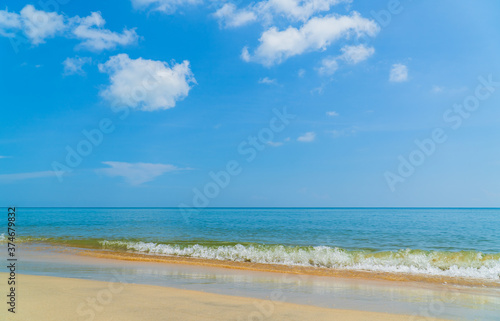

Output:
xmin=298 ymin=68 xmax=305 ymax=77
xmin=99 ymin=161 xmax=182 ymax=185
xmin=241 ymin=46 xmax=251 ymax=62
xmin=268 ymin=141 xmax=283 ymax=147
xmin=317 ymin=56 xmax=338 ymax=75
xmin=99 ymin=54 xmax=196 ymax=111
xmin=258 ymin=77 xmax=277 ymax=85
xmin=70 ymin=12 xmax=138 ymax=51
xmin=63 ymin=56 xmax=92 ymax=76
xmin=131 ymin=0 xmax=201 ymax=13
xmin=317 ymin=44 xmax=373 ymax=76
xmin=0 ymin=170 xmax=56 ymax=183
xmin=20 ymin=5 xmax=65 ymax=44
xmin=214 ymin=3 xmax=257 ymax=28
xmin=0 ymin=6 xmax=138 ymax=50
xmin=310 ymin=83 xmax=325 ymax=94
xmin=326 ymin=111 xmax=338 ymax=117
xmin=255 ymin=0 xmax=351 ymax=23
xmin=339 ymin=44 xmax=374 ymax=64
xmin=245 ymin=12 xmax=378 ymax=66
xmin=0 ymin=9 xmax=21 ymax=37
xmin=389 ymin=63 xmax=408 ymax=82
xmin=297 ymin=131 xmax=315 ymax=142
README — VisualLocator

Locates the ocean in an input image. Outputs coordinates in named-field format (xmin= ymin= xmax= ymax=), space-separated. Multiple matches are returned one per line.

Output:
xmin=4 ymin=207 xmax=500 ymax=281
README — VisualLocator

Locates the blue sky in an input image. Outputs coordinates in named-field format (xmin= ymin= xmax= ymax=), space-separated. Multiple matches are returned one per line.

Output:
xmin=1 ymin=0 xmax=500 ymax=207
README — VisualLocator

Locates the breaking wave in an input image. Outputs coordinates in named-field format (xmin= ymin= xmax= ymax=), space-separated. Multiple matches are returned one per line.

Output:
xmin=99 ymin=240 xmax=500 ymax=281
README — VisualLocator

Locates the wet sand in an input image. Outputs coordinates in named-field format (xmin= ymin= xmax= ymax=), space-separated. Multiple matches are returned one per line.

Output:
xmin=0 ymin=273 xmax=450 ymax=321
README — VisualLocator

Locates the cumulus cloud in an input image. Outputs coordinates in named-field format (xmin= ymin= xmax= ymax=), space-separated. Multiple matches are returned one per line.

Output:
xmin=0 ymin=9 xmax=21 ymax=37
xmin=20 ymin=5 xmax=66 ymax=44
xmin=70 ymin=12 xmax=138 ymax=51
xmin=317 ymin=56 xmax=338 ymax=76
xmin=63 ymin=56 xmax=92 ymax=76
xmin=297 ymin=131 xmax=315 ymax=142
xmin=339 ymin=44 xmax=374 ymax=64
xmin=245 ymin=12 xmax=378 ymax=66
xmin=131 ymin=0 xmax=201 ymax=13
xmin=214 ymin=3 xmax=257 ymax=28
xmin=389 ymin=63 xmax=408 ymax=82
xmin=99 ymin=161 xmax=183 ymax=185
xmin=98 ymin=54 xmax=196 ymax=111
xmin=0 ymin=5 xmax=138 ymax=50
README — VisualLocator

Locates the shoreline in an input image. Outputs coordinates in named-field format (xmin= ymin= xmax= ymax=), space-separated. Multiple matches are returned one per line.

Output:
xmin=75 ymin=247 xmax=500 ymax=288
xmin=0 ymin=273 xmax=450 ymax=321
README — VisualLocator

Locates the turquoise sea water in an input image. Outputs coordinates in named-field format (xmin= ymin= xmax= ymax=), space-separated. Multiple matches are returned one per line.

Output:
xmin=4 ymin=208 xmax=500 ymax=281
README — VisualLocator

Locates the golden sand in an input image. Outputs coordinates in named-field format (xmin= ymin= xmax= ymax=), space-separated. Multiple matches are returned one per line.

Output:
xmin=0 ymin=273 xmax=450 ymax=321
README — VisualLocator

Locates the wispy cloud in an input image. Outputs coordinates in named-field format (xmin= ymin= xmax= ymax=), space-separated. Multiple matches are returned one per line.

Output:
xmin=63 ymin=56 xmax=92 ymax=76
xmin=431 ymin=85 xmax=468 ymax=94
xmin=267 ymin=141 xmax=283 ymax=147
xmin=214 ymin=3 xmax=257 ymax=28
xmin=339 ymin=44 xmax=374 ymax=64
xmin=98 ymin=161 xmax=186 ymax=185
xmin=431 ymin=85 xmax=444 ymax=93
xmin=317 ymin=57 xmax=338 ymax=76
xmin=258 ymin=77 xmax=277 ymax=85
xmin=326 ymin=127 xmax=357 ymax=138
xmin=297 ymin=132 xmax=316 ymax=142
xmin=131 ymin=0 xmax=201 ymax=13
xmin=389 ymin=63 xmax=408 ymax=82
xmin=0 ymin=170 xmax=56 ymax=183
xmin=326 ymin=111 xmax=339 ymax=117
xmin=269 ymin=137 xmax=291 ymax=147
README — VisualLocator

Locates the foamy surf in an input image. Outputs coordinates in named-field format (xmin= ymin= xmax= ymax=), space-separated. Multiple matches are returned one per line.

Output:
xmin=98 ymin=240 xmax=500 ymax=281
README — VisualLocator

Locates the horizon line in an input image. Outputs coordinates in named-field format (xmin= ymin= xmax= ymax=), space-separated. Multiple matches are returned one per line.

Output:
xmin=5 ymin=207 xmax=500 ymax=209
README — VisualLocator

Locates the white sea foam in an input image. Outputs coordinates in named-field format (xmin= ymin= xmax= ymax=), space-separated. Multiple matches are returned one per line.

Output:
xmin=99 ymin=241 xmax=500 ymax=281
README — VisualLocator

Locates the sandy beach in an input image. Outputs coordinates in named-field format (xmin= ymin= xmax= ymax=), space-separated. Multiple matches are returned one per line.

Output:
xmin=0 ymin=273 xmax=451 ymax=321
